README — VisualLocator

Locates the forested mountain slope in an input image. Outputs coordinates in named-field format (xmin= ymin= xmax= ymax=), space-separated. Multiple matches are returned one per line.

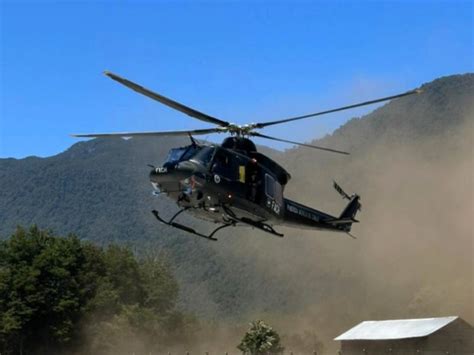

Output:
xmin=1 ymin=74 xmax=473 ymax=344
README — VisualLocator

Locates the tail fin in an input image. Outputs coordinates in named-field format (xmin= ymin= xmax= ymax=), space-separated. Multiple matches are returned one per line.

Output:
xmin=339 ymin=194 xmax=361 ymax=220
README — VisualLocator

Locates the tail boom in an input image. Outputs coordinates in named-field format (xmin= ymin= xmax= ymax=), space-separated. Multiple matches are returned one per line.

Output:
xmin=281 ymin=183 xmax=361 ymax=234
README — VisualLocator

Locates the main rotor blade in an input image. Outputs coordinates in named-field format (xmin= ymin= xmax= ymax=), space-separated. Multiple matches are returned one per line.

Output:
xmin=255 ymin=89 xmax=422 ymax=128
xmin=251 ymin=132 xmax=349 ymax=155
xmin=104 ymin=71 xmax=230 ymax=127
xmin=71 ymin=127 xmax=224 ymax=138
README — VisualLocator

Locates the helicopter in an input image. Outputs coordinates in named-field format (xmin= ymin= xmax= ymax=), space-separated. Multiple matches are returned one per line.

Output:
xmin=73 ymin=72 xmax=421 ymax=241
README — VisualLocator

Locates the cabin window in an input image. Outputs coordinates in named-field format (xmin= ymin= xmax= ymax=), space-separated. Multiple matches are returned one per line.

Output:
xmin=265 ymin=174 xmax=275 ymax=198
xmin=265 ymin=173 xmax=283 ymax=202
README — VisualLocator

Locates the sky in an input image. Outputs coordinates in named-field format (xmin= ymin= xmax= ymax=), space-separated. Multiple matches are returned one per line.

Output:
xmin=0 ymin=0 xmax=472 ymax=158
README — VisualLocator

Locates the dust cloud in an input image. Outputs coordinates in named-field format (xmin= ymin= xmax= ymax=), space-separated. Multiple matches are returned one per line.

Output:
xmin=200 ymin=114 xmax=474 ymax=352
xmin=77 ymin=114 xmax=473 ymax=354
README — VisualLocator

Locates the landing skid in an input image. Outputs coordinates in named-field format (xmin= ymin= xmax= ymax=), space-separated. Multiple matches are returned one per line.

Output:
xmin=222 ymin=206 xmax=284 ymax=237
xmin=232 ymin=216 xmax=284 ymax=237
xmin=152 ymin=208 xmax=233 ymax=241
xmin=151 ymin=205 xmax=284 ymax=241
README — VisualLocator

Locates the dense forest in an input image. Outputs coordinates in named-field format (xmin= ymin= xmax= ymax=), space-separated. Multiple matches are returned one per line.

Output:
xmin=1 ymin=74 xmax=473 ymax=351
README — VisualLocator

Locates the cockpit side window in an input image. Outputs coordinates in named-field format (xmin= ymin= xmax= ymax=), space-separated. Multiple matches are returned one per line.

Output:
xmin=181 ymin=145 xmax=200 ymax=161
xmin=189 ymin=146 xmax=215 ymax=166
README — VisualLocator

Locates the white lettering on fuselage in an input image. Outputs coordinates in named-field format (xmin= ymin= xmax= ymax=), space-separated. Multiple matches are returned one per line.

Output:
xmin=287 ymin=203 xmax=320 ymax=222
xmin=266 ymin=198 xmax=281 ymax=215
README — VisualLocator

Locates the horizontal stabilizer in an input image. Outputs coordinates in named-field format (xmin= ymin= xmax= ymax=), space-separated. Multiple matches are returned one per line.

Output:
xmin=326 ymin=217 xmax=359 ymax=225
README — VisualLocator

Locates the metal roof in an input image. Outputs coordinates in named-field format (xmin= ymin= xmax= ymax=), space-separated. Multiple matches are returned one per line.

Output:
xmin=334 ymin=316 xmax=458 ymax=341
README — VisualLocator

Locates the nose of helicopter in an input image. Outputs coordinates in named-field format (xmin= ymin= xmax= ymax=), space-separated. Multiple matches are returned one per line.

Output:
xmin=149 ymin=161 xmax=196 ymax=187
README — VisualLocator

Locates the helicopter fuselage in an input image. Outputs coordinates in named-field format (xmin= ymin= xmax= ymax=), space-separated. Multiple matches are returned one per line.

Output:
xmin=149 ymin=140 xmax=360 ymax=237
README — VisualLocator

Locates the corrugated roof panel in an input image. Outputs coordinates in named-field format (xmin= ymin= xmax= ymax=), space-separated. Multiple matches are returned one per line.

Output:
xmin=334 ymin=316 xmax=458 ymax=341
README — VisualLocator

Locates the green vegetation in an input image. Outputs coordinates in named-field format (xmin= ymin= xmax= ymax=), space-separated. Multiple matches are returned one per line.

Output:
xmin=0 ymin=226 xmax=194 ymax=355
xmin=237 ymin=320 xmax=284 ymax=355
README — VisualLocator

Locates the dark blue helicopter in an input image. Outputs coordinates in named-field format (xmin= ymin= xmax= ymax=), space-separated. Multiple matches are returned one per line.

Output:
xmin=73 ymin=72 xmax=421 ymax=240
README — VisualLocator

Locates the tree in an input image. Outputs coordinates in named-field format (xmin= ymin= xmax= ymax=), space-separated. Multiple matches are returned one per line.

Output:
xmin=237 ymin=320 xmax=284 ymax=355
xmin=0 ymin=226 xmax=92 ymax=354
xmin=0 ymin=226 xmax=190 ymax=355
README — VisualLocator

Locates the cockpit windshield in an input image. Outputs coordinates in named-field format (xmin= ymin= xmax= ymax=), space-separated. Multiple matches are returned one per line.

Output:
xmin=164 ymin=148 xmax=187 ymax=164
xmin=163 ymin=145 xmax=214 ymax=166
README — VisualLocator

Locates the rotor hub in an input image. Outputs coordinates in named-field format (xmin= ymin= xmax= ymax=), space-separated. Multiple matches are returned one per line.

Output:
xmin=224 ymin=123 xmax=258 ymax=137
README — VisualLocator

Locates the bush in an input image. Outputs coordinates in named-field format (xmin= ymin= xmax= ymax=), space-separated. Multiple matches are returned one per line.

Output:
xmin=237 ymin=320 xmax=284 ymax=355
